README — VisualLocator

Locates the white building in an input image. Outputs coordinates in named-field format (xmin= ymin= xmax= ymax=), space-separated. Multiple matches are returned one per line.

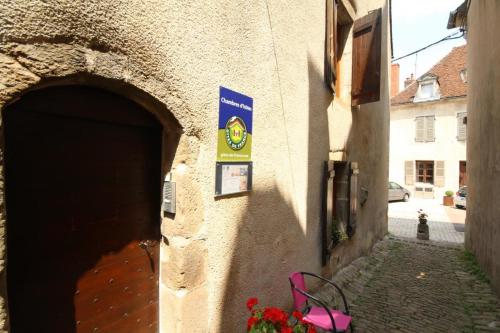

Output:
xmin=390 ymin=46 xmax=467 ymax=199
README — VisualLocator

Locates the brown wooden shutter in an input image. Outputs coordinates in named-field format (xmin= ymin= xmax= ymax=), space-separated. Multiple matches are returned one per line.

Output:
xmin=322 ymin=161 xmax=335 ymax=265
xmin=349 ymin=162 xmax=358 ymax=237
xmin=351 ymin=8 xmax=382 ymax=106
xmin=405 ymin=160 xmax=414 ymax=185
xmin=426 ymin=116 xmax=435 ymax=142
xmin=415 ymin=117 xmax=424 ymax=142
xmin=435 ymin=161 xmax=445 ymax=187
xmin=326 ymin=0 xmax=338 ymax=92
xmin=457 ymin=112 xmax=466 ymax=141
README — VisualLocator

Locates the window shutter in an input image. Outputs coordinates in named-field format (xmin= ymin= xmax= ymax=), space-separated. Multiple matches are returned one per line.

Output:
xmin=415 ymin=117 xmax=424 ymax=142
xmin=351 ymin=8 xmax=382 ymax=106
xmin=435 ymin=161 xmax=445 ymax=187
xmin=326 ymin=0 xmax=338 ymax=92
xmin=405 ymin=161 xmax=414 ymax=185
xmin=426 ymin=116 xmax=435 ymax=142
xmin=457 ymin=112 xmax=466 ymax=141
xmin=348 ymin=162 xmax=358 ymax=237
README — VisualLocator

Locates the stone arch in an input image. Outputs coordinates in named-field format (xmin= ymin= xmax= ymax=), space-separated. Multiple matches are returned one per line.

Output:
xmin=0 ymin=47 xmax=185 ymax=332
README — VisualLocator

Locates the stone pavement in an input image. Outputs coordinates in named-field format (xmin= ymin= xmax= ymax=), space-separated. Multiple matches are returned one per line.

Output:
xmin=317 ymin=237 xmax=500 ymax=333
xmin=389 ymin=217 xmax=464 ymax=243
xmin=388 ymin=198 xmax=466 ymax=223
xmin=389 ymin=198 xmax=466 ymax=243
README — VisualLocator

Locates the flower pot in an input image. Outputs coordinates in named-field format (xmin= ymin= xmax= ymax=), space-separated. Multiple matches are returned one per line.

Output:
xmin=417 ymin=222 xmax=429 ymax=240
xmin=443 ymin=196 xmax=454 ymax=206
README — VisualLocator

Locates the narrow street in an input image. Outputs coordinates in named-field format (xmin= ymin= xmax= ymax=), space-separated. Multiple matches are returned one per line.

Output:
xmin=320 ymin=238 xmax=500 ymax=333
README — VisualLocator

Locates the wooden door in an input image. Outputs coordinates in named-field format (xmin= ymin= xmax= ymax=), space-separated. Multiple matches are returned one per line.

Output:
xmin=459 ymin=161 xmax=467 ymax=186
xmin=416 ymin=160 xmax=434 ymax=184
xmin=3 ymin=86 xmax=162 ymax=333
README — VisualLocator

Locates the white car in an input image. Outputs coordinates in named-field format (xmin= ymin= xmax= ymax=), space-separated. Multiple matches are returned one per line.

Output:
xmin=454 ymin=186 xmax=467 ymax=209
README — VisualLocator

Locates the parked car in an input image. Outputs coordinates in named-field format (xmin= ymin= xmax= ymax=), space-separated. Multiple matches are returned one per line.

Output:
xmin=388 ymin=182 xmax=410 ymax=202
xmin=454 ymin=186 xmax=467 ymax=209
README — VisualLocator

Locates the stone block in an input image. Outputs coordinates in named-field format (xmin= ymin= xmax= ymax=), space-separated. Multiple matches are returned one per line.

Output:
xmin=179 ymin=286 xmax=208 ymax=333
xmin=161 ymin=239 xmax=207 ymax=290
xmin=159 ymin=285 xmax=208 ymax=333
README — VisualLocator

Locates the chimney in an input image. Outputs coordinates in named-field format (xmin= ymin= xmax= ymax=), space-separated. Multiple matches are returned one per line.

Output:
xmin=391 ymin=64 xmax=400 ymax=97
xmin=404 ymin=73 xmax=415 ymax=89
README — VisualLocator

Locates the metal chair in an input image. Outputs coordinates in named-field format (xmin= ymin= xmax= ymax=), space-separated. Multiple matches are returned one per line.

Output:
xmin=289 ymin=272 xmax=353 ymax=332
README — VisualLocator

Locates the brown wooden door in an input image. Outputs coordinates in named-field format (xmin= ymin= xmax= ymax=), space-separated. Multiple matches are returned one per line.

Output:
xmin=416 ymin=160 xmax=434 ymax=184
xmin=459 ymin=161 xmax=467 ymax=186
xmin=3 ymin=86 xmax=162 ymax=333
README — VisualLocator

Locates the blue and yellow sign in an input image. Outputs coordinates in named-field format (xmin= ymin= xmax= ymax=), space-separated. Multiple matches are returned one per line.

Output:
xmin=217 ymin=86 xmax=253 ymax=161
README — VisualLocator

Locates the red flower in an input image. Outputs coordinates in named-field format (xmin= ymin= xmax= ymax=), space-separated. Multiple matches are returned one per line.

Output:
xmin=292 ymin=310 xmax=303 ymax=321
xmin=247 ymin=316 xmax=259 ymax=331
xmin=281 ymin=326 xmax=293 ymax=333
xmin=263 ymin=307 xmax=288 ymax=325
xmin=246 ymin=297 xmax=259 ymax=311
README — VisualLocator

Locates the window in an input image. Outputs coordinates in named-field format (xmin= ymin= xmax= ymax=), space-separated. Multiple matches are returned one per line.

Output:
xmin=415 ymin=116 xmax=435 ymax=142
xmin=325 ymin=0 xmax=353 ymax=95
xmin=351 ymin=8 xmax=382 ymax=106
xmin=460 ymin=69 xmax=467 ymax=83
xmin=420 ymin=83 xmax=433 ymax=99
xmin=457 ymin=112 xmax=467 ymax=141
xmin=389 ymin=182 xmax=401 ymax=189
xmin=416 ymin=161 xmax=434 ymax=184
xmin=325 ymin=0 xmax=338 ymax=93
xmin=322 ymin=160 xmax=358 ymax=264
xmin=459 ymin=161 xmax=467 ymax=186
xmin=414 ymin=77 xmax=440 ymax=102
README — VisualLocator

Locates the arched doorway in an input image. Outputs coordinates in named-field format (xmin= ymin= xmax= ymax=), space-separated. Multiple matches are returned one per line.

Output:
xmin=3 ymin=86 xmax=162 ymax=332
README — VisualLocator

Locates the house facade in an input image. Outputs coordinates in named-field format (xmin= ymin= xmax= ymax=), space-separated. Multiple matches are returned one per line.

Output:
xmin=390 ymin=46 xmax=467 ymax=199
xmin=0 ymin=0 xmax=390 ymax=332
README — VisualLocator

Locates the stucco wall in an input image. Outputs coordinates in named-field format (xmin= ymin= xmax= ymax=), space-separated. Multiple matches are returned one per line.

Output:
xmin=390 ymin=99 xmax=467 ymax=198
xmin=465 ymin=1 xmax=500 ymax=296
xmin=0 ymin=0 xmax=389 ymax=332
xmin=327 ymin=0 xmax=390 ymax=280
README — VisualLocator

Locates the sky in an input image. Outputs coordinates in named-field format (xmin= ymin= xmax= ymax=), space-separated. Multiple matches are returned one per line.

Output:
xmin=392 ymin=0 xmax=467 ymax=93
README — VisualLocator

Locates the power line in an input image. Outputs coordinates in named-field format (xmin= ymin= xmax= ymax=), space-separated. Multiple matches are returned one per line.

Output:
xmin=392 ymin=31 xmax=465 ymax=62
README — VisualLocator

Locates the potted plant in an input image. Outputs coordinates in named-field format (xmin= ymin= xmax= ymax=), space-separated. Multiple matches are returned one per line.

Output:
xmin=416 ymin=209 xmax=429 ymax=240
xmin=246 ymin=298 xmax=317 ymax=333
xmin=443 ymin=190 xmax=454 ymax=206
xmin=332 ymin=218 xmax=349 ymax=247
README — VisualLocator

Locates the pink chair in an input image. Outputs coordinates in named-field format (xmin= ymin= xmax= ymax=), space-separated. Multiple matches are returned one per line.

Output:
xmin=289 ymin=272 xmax=353 ymax=332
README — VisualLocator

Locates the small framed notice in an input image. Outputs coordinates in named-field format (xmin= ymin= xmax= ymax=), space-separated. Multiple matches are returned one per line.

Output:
xmin=215 ymin=162 xmax=253 ymax=196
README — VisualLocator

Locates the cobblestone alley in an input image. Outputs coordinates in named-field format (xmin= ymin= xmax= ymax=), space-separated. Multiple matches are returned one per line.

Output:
xmin=319 ymin=237 xmax=500 ymax=333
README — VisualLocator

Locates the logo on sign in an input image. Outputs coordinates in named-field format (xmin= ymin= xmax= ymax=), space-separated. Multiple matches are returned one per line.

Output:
xmin=225 ymin=116 xmax=247 ymax=150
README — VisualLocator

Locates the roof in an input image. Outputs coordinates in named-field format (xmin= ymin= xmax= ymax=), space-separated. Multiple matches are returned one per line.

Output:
xmin=447 ymin=1 xmax=468 ymax=29
xmin=391 ymin=45 xmax=467 ymax=106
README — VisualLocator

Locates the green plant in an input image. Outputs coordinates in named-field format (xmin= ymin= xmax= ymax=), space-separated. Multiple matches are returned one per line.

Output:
xmin=445 ymin=190 xmax=454 ymax=197
xmin=332 ymin=219 xmax=349 ymax=245
xmin=417 ymin=209 xmax=428 ymax=221
xmin=460 ymin=250 xmax=490 ymax=283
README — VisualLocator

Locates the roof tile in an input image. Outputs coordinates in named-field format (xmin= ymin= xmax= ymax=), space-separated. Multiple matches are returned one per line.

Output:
xmin=391 ymin=45 xmax=467 ymax=105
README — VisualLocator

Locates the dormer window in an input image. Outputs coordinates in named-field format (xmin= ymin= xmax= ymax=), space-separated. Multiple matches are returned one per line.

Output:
xmin=460 ymin=69 xmax=467 ymax=83
xmin=420 ymin=82 xmax=434 ymax=99
xmin=413 ymin=75 xmax=440 ymax=103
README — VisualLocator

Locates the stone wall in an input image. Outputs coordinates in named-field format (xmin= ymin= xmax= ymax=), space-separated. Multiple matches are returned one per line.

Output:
xmin=0 ymin=0 xmax=390 ymax=331
xmin=465 ymin=1 xmax=500 ymax=297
